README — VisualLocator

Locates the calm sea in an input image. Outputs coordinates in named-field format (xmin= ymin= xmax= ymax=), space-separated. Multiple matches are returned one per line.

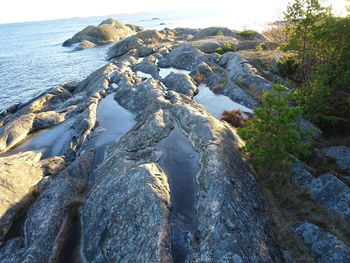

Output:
xmin=0 ymin=9 xmax=271 ymax=112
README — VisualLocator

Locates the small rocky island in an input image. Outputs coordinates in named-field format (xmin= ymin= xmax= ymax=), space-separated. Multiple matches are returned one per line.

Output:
xmin=0 ymin=18 xmax=349 ymax=263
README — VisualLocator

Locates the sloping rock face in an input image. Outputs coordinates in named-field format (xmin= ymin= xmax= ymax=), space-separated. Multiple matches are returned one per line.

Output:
xmin=320 ymin=146 xmax=350 ymax=173
xmin=190 ymin=36 xmax=240 ymax=53
xmin=162 ymin=72 xmax=197 ymax=97
xmin=0 ymin=26 xmax=289 ymax=262
xmin=191 ymin=27 xmax=245 ymax=41
xmin=0 ymin=151 xmax=43 ymax=241
xmin=292 ymin=163 xmax=350 ymax=223
xmin=0 ymin=153 xmax=93 ymax=263
xmin=63 ymin=18 xmax=134 ymax=47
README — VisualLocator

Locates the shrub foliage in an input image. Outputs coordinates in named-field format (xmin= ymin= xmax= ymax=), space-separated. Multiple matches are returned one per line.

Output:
xmin=238 ymin=83 xmax=311 ymax=172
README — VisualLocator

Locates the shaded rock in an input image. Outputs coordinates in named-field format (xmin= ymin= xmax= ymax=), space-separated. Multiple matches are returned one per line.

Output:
xmin=0 ymin=151 xmax=43 ymax=241
xmin=63 ymin=18 xmax=133 ymax=47
xmin=0 ymin=153 xmax=93 ymax=263
xmin=292 ymin=162 xmax=315 ymax=188
xmin=125 ymin=23 xmax=145 ymax=32
xmin=190 ymin=62 xmax=259 ymax=108
xmin=220 ymin=52 xmax=272 ymax=100
xmin=75 ymin=62 xmax=117 ymax=95
xmin=220 ymin=81 xmax=259 ymax=108
xmin=166 ymin=44 xmax=209 ymax=71
xmin=283 ymin=251 xmax=297 ymax=263
xmin=134 ymin=29 xmax=168 ymax=44
xmin=293 ymin=222 xmax=350 ymax=263
xmin=0 ymin=113 xmax=36 ymax=153
xmin=173 ymin=27 xmax=199 ymax=37
xmin=39 ymin=156 xmax=66 ymax=175
xmin=320 ymin=146 xmax=350 ymax=173
xmin=190 ymin=62 xmax=221 ymax=88
xmin=296 ymin=116 xmax=322 ymax=140
xmin=308 ymin=173 xmax=350 ymax=222
xmin=133 ymin=57 xmax=160 ymax=79
xmin=107 ymin=37 xmax=144 ymax=59
xmin=157 ymin=57 xmax=171 ymax=68
xmin=137 ymin=44 xmax=155 ymax=57
xmin=0 ymin=103 xmax=19 ymax=120
xmin=192 ymin=27 xmax=244 ymax=41
xmin=246 ymin=32 xmax=270 ymax=41
xmin=73 ymin=40 xmax=96 ymax=51
xmin=237 ymin=40 xmax=263 ymax=50
xmin=162 ymin=72 xmax=198 ymax=97
xmin=65 ymin=102 xmax=97 ymax=161
xmin=190 ymin=36 xmax=239 ymax=53
xmin=32 ymin=110 xmax=66 ymax=130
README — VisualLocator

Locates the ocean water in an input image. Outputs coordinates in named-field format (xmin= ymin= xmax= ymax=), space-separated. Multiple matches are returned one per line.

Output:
xmin=0 ymin=9 xmax=274 ymax=112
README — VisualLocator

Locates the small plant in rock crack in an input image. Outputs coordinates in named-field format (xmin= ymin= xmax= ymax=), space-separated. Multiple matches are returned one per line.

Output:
xmin=214 ymin=42 xmax=232 ymax=54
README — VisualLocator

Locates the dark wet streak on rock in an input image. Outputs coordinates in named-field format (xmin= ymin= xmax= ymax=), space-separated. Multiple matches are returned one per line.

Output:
xmin=158 ymin=124 xmax=200 ymax=263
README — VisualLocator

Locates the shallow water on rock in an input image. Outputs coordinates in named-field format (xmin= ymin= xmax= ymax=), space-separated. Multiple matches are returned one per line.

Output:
xmin=158 ymin=124 xmax=200 ymax=263
xmin=2 ymin=118 xmax=76 ymax=158
xmin=194 ymin=84 xmax=253 ymax=119
xmin=158 ymin=68 xmax=191 ymax=79
xmin=86 ymin=93 xmax=136 ymax=166
xmin=136 ymin=71 xmax=153 ymax=79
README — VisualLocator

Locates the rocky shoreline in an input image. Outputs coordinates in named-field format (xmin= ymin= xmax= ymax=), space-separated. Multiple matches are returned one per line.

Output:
xmin=0 ymin=18 xmax=349 ymax=262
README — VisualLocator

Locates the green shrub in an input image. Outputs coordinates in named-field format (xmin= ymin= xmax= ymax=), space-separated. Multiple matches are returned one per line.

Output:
xmin=236 ymin=30 xmax=256 ymax=39
xmin=282 ymin=0 xmax=350 ymax=133
xmin=277 ymin=56 xmax=300 ymax=79
xmin=256 ymin=43 xmax=265 ymax=51
xmin=293 ymin=70 xmax=340 ymax=124
xmin=214 ymin=42 xmax=232 ymax=54
xmin=238 ymin=83 xmax=311 ymax=173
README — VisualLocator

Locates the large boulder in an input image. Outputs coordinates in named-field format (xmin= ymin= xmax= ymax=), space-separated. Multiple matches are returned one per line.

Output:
xmin=220 ymin=52 xmax=272 ymax=100
xmin=107 ymin=37 xmax=144 ymax=59
xmin=63 ymin=18 xmax=134 ymax=47
xmin=192 ymin=27 xmax=244 ymax=41
xmin=132 ymin=57 xmax=160 ymax=79
xmin=162 ymin=72 xmax=198 ymax=97
xmin=134 ymin=29 xmax=168 ymax=44
xmin=165 ymin=44 xmax=209 ymax=71
xmin=190 ymin=36 xmax=239 ymax=53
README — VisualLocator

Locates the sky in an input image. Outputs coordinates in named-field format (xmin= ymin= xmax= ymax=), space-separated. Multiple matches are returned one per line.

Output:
xmin=0 ymin=0 xmax=347 ymax=24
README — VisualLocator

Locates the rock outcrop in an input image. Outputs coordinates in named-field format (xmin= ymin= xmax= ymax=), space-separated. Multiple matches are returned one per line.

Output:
xmin=293 ymin=222 xmax=350 ymax=263
xmin=63 ymin=18 xmax=134 ymax=47
xmin=4 ymin=24 xmax=336 ymax=263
